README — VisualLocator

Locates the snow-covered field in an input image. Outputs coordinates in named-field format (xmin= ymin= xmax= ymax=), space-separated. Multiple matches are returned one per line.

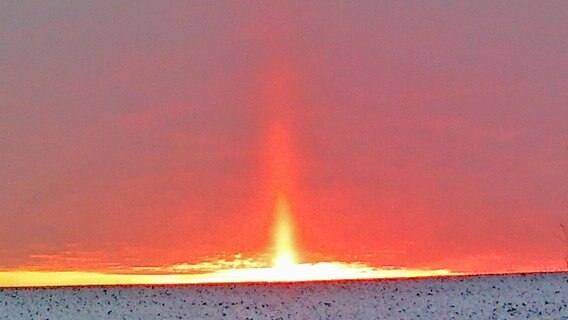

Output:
xmin=1 ymin=272 xmax=567 ymax=319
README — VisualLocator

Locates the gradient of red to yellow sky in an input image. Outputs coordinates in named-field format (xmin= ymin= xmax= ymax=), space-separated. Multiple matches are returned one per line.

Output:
xmin=1 ymin=2 xmax=567 ymax=285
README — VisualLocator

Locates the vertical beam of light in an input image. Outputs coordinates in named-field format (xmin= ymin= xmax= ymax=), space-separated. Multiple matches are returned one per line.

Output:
xmin=264 ymin=63 xmax=297 ymax=198
xmin=272 ymin=194 xmax=297 ymax=268
xmin=262 ymin=60 xmax=301 ymax=267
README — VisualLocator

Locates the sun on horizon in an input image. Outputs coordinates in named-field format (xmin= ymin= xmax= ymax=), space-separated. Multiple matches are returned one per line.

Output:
xmin=0 ymin=192 xmax=457 ymax=287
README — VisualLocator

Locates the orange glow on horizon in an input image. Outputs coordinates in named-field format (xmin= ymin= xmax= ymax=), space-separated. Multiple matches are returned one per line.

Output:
xmin=0 ymin=265 xmax=457 ymax=288
xmin=0 ymin=192 xmax=459 ymax=287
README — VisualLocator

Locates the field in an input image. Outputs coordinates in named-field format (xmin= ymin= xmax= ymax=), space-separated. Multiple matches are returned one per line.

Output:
xmin=1 ymin=272 xmax=567 ymax=319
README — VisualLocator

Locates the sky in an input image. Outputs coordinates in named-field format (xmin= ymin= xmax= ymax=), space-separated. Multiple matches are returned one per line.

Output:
xmin=1 ymin=1 xmax=567 ymax=280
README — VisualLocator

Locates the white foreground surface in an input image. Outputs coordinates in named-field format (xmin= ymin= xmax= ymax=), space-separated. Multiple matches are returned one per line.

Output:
xmin=1 ymin=272 xmax=567 ymax=319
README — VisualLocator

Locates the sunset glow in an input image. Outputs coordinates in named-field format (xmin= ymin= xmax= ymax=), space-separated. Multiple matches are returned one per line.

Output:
xmin=1 ymin=2 xmax=567 ymax=288
xmin=0 ymin=191 xmax=458 ymax=286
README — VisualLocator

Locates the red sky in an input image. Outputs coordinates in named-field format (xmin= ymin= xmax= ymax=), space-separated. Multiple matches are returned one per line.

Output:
xmin=1 ymin=2 xmax=567 ymax=276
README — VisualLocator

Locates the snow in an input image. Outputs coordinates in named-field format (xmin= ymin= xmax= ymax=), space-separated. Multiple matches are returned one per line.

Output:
xmin=1 ymin=272 xmax=567 ymax=319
